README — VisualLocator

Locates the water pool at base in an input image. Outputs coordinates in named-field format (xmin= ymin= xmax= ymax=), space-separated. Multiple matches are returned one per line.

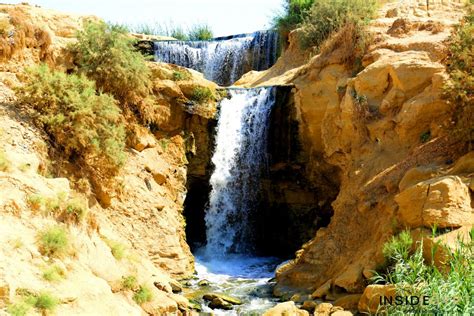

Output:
xmin=186 ymin=251 xmax=283 ymax=315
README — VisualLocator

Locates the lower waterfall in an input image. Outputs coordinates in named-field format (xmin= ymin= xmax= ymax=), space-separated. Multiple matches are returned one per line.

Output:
xmin=190 ymin=87 xmax=282 ymax=315
xmin=204 ymin=87 xmax=275 ymax=256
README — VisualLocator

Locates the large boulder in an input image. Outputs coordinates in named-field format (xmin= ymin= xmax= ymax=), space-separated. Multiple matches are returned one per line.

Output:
xmin=395 ymin=175 xmax=473 ymax=228
xmin=263 ymin=301 xmax=309 ymax=316
xmin=358 ymin=284 xmax=396 ymax=314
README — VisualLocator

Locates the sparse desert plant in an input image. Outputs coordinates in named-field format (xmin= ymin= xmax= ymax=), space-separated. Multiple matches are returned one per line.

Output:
xmin=299 ymin=0 xmax=377 ymax=49
xmin=170 ymin=26 xmax=188 ymax=40
xmin=25 ymin=292 xmax=59 ymax=311
xmin=42 ymin=265 xmax=66 ymax=282
xmin=444 ymin=6 xmax=473 ymax=147
xmin=121 ymin=275 xmax=138 ymax=290
xmin=38 ymin=226 xmax=69 ymax=257
xmin=6 ymin=301 xmax=31 ymax=316
xmin=187 ymin=23 xmax=213 ymax=41
xmin=64 ymin=197 xmax=88 ymax=223
xmin=159 ymin=139 xmax=169 ymax=151
xmin=272 ymin=0 xmax=314 ymax=44
xmin=18 ymin=163 xmax=30 ymax=172
xmin=108 ymin=240 xmax=127 ymax=260
xmin=191 ymin=86 xmax=214 ymax=103
xmin=16 ymin=64 xmax=126 ymax=182
xmin=0 ymin=149 xmax=11 ymax=171
xmin=172 ymin=70 xmax=191 ymax=81
xmin=27 ymin=194 xmax=45 ymax=211
xmin=133 ymin=285 xmax=153 ymax=304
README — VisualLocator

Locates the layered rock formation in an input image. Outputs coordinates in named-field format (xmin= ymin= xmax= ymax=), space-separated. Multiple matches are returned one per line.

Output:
xmin=236 ymin=0 xmax=471 ymax=298
xmin=0 ymin=3 xmax=218 ymax=314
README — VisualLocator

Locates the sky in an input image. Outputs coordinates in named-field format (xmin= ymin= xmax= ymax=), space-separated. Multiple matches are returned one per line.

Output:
xmin=4 ymin=0 xmax=285 ymax=37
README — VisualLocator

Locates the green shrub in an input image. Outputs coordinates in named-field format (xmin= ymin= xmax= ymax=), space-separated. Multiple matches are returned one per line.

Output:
xmin=70 ymin=21 xmax=156 ymax=122
xmin=6 ymin=301 xmax=31 ymax=316
xmin=133 ymin=285 xmax=153 ymax=304
xmin=26 ymin=292 xmax=59 ymax=311
xmin=299 ymin=0 xmax=377 ymax=49
xmin=42 ymin=265 xmax=66 ymax=282
xmin=121 ymin=275 xmax=138 ymax=290
xmin=16 ymin=64 xmax=126 ymax=180
xmin=373 ymin=229 xmax=474 ymax=314
xmin=170 ymin=26 xmax=188 ymax=40
xmin=187 ymin=23 xmax=213 ymax=41
xmin=272 ymin=0 xmax=314 ymax=43
xmin=444 ymin=7 xmax=473 ymax=147
xmin=172 ymin=70 xmax=191 ymax=81
xmin=65 ymin=197 xmax=88 ymax=222
xmin=191 ymin=86 xmax=214 ymax=103
xmin=38 ymin=226 xmax=69 ymax=257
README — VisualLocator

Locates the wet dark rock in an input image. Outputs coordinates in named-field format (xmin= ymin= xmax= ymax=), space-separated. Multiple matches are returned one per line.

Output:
xmin=208 ymin=297 xmax=233 ymax=310
xmin=198 ymin=279 xmax=210 ymax=286
xmin=169 ymin=280 xmax=183 ymax=293
xmin=203 ymin=293 xmax=242 ymax=305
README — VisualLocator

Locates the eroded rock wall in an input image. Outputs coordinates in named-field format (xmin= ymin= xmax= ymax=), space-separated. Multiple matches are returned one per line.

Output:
xmin=236 ymin=0 xmax=471 ymax=296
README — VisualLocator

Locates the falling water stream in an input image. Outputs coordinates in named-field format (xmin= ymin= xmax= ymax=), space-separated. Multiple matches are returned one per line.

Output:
xmin=156 ymin=31 xmax=285 ymax=314
xmin=186 ymin=88 xmax=283 ymax=315
xmin=154 ymin=31 xmax=278 ymax=86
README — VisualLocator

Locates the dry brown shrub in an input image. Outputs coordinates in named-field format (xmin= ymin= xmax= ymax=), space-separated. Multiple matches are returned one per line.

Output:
xmin=0 ymin=7 xmax=52 ymax=61
xmin=318 ymin=22 xmax=371 ymax=70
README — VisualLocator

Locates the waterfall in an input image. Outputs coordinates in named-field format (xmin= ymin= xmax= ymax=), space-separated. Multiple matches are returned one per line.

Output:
xmin=154 ymin=30 xmax=279 ymax=86
xmin=204 ymin=87 xmax=275 ymax=256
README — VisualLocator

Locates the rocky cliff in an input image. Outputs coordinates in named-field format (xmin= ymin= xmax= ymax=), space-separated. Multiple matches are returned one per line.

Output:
xmin=237 ymin=0 xmax=472 ymax=298
xmin=0 ymin=3 xmax=217 ymax=315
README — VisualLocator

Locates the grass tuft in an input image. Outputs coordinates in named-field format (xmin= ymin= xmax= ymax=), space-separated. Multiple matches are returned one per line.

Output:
xmin=133 ymin=285 xmax=153 ymax=304
xmin=191 ymin=86 xmax=214 ymax=103
xmin=26 ymin=292 xmax=59 ymax=311
xmin=42 ymin=265 xmax=66 ymax=282
xmin=121 ymin=275 xmax=138 ymax=290
xmin=6 ymin=301 xmax=31 ymax=316
xmin=38 ymin=226 xmax=69 ymax=257
xmin=108 ymin=240 xmax=127 ymax=260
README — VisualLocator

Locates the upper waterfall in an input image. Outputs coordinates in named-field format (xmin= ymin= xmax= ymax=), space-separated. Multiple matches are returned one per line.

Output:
xmin=204 ymin=87 xmax=276 ymax=256
xmin=154 ymin=30 xmax=279 ymax=86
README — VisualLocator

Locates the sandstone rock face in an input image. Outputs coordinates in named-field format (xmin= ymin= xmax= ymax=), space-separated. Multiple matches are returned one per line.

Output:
xmin=263 ymin=301 xmax=309 ymax=316
xmin=0 ymin=4 xmax=219 ymax=312
xmin=236 ymin=0 xmax=468 ymax=297
xmin=0 ymin=91 xmax=191 ymax=314
xmin=412 ymin=225 xmax=473 ymax=270
xmin=358 ymin=284 xmax=396 ymax=314
xmin=333 ymin=294 xmax=362 ymax=311
xmin=396 ymin=175 xmax=473 ymax=228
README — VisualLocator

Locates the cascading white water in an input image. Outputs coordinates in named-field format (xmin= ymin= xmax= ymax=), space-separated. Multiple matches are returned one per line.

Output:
xmin=204 ymin=87 xmax=275 ymax=256
xmin=191 ymin=87 xmax=280 ymax=315
xmin=154 ymin=31 xmax=278 ymax=86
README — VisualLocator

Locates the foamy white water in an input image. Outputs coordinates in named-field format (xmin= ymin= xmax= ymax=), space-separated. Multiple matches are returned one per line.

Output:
xmin=193 ymin=251 xmax=281 ymax=315
xmin=204 ymin=87 xmax=275 ymax=256
xmin=154 ymin=31 xmax=278 ymax=86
